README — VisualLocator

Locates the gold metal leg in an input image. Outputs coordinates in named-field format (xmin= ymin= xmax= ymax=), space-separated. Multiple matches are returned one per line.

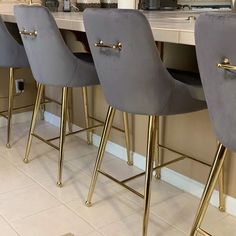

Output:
xmin=24 ymin=84 xmax=44 ymax=163
xmin=57 ymin=87 xmax=69 ymax=187
xmin=143 ymin=115 xmax=157 ymax=236
xmin=123 ymin=112 xmax=133 ymax=165
xmin=66 ymin=104 xmax=72 ymax=133
xmin=82 ymin=87 xmax=92 ymax=145
xmin=155 ymin=116 xmax=161 ymax=179
xmin=190 ymin=143 xmax=227 ymax=236
xmin=218 ymin=164 xmax=225 ymax=212
xmin=6 ymin=68 xmax=15 ymax=148
xmin=85 ymin=106 xmax=116 ymax=207
xmin=39 ymin=83 xmax=45 ymax=120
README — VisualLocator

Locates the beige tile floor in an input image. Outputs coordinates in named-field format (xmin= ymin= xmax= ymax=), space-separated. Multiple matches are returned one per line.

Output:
xmin=0 ymin=120 xmax=235 ymax=236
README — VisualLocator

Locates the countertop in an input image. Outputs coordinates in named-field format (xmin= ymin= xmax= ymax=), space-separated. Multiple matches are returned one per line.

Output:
xmin=0 ymin=7 xmax=231 ymax=45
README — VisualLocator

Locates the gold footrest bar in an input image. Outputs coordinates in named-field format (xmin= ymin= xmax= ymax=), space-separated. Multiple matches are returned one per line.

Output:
xmin=47 ymin=124 xmax=103 ymax=142
xmin=31 ymin=133 xmax=59 ymax=151
xmin=89 ymin=115 xmax=125 ymax=133
xmin=98 ymin=169 xmax=144 ymax=198
xmin=158 ymin=144 xmax=212 ymax=167
xmin=44 ymin=96 xmax=62 ymax=106
xmin=97 ymin=156 xmax=186 ymax=199
xmin=0 ymin=103 xmax=36 ymax=115
xmin=0 ymin=113 xmax=8 ymax=119
xmin=197 ymin=228 xmax=212 ymax=236
xmin=0 ymin=100 xmax=52 ymax=117
xmin=121 ymin=156 xmax=186 ymax=183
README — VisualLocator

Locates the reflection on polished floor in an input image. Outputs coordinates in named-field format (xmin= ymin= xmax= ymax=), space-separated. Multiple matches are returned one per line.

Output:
xmin=0 ymin=120 xmax=235 ymax=236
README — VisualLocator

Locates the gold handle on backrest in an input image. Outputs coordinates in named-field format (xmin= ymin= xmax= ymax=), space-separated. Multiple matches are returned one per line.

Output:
xmin=95 ymin=40 xmax=122 ymax=51
xmin=19 ymin=29 xmax=38 ymax=37
xmin=217 ymin=58 xmax=236 ymax=71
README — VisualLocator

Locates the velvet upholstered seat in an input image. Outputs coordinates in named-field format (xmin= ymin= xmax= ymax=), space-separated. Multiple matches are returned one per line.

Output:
xmin=0 ymin=16 xmax=29 ymax=148
xmin=83 ymin=9 xmax=207 ymax=236
xmin=191 ymin=13 xmax=236 ymax=236
xmin=14 ymin=5 xmax=132 ymax=187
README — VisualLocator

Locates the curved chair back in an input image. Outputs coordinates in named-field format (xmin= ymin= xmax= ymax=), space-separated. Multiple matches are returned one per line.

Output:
xmin=0 ymin=16 xmax=28 ymax=67
xmin=195 ymin=13 xmax=236 ymax=151
xmin=14 ymin=5 xmax=87 ymax=87
xmin=83 ymin=9 xmax=177 ymax=115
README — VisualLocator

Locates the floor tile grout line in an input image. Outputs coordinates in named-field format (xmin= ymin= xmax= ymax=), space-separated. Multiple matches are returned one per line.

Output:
xmin=0 ymin=123 xmax=213 ymax=236
xmin=0 ymin=183 xmax=36 ymax=197
xmin=149 ymin=212 xmax=188 ymax=235
xmin=8 ymin=163 xmax=99 ymax=232
xmin=3 ymin=143 xmax=189 ymax=235
xmin=2 ymin=135 xmax=140 ymax=232
xmin=0 ymin=212 xmax=22 ymax=236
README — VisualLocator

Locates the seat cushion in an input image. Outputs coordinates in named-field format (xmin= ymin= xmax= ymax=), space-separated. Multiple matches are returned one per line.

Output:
xmin=74 ymin=52 xmax=94 ymax=64
xmin=168 ymin=68 xmax=202 ymax=86
xmin=168 ymin=68 xmax=205 ymax=101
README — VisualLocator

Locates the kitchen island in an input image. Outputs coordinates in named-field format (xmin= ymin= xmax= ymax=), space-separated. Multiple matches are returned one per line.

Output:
xmin=0 ymin=8 xmax=219 ymax=45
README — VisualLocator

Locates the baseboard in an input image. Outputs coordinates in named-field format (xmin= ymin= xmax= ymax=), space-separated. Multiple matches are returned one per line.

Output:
xmin=44 ymin=111 xmax=236 ymax=217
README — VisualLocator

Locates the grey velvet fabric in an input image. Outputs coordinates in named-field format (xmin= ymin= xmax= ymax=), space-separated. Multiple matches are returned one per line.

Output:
xmin=83 ymin=9 xmax=206 ymax=115
xmin=195 ymin=13 xmax=236 ymax=151
xmin=0 ymin=16 xmax=28 ymax=68
xmin=14 ymin=5 xmax=99 ymax=87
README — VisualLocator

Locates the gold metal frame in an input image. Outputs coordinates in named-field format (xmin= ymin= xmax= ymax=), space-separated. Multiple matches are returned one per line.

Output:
xmin=82 ymin=87 xmax=92 ymax=145
xmin=95 ymin=40 xmax=122 ymax=51
xmin=6 ymin=68 xmax=14 ymax=148
xmin=190 ymin=143 xmax=227 ymax=236
xmin=24 ymin=86 xmax=132 ymax=187
xmin=217 ymin=58 xmax=236 ymax=71
xmin=0 ymin=68 xmax=67 ymax=148
xmin=143 ymin=115 xmax=157 ymax=236
xmin=85 ymin=110 xmax=226 ymax=236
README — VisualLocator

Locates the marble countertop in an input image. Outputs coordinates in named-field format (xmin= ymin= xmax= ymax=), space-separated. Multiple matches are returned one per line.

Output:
xmin=0 ymin=7 xmax=231 ymax=45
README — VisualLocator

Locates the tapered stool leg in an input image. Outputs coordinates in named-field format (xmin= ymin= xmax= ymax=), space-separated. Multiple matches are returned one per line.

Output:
xmin=66 ymin=106 xmax=72 ymax=133
xmin=24 ymin=84 xmax=44 ymax=163
xmin=85 ymin=106 xmax=116 ymax=206
xmin=143 ymin=115 xmax=157 ymax=236
xmin=82 ymin=87 xmax=92 ymax=145
xmin=218 ymin=165 xmax=225 ymax=212
xmin=6 ymin=68 xmax=15 ymax=148
xmin=39 ymin=84 xmax=45 ymax=121
xmin=155 ymin=116 xmax=161 ymax=179
xmin=190 ymin=143 xmax=227 ymax=236
xmin=123 ymin=112 xmax=133 ymax=165
xmin=57 ymin=87 xmax=69 ymax=187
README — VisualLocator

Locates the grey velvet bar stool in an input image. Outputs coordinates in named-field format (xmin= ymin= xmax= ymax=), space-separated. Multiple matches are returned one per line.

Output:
xmin=191 ymin=13 xmax=236 ymax=236
xmin=14 ymin=5 xmax=132 ymax=187
xmin=0 ymin=16 xmax=29 ymax=148
xmin=83 ymin=9 xmax=208 ymax=236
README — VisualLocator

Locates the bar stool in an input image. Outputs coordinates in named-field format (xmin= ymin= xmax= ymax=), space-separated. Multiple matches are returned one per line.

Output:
xmin=83 ymin=9 xmax=211 ymax=236
xmin=191 ymin=13 xmax=236 ymax=236
xmin=14 ymin=5 xmax=132 ymax=187
xmin=0 ymin=16 xmax=29 ymax=148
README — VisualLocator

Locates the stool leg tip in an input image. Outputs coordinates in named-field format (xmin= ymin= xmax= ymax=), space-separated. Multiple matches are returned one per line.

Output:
xmin=155 ymin=173 xmax=161 ymax=179
xmin=6 ymin=143 xmax=11 ymax=149
xmin=23 ymin=158 xmax=29 ymax=164
xmin=127 ymin=161 xmax=133 ymax=166
xmin=219 ymin=206 xmax=225 ymax=212
xmin=85 ymin=201 xmax=92 ymax=207
xmin=57 ymin=181 xmax=63 ymax=188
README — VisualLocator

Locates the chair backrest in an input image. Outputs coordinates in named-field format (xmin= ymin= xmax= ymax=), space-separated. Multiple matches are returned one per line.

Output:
xmin=83 ymin=9 xmax=175 ymax=115
xmin=195 ymin=13 xmax=236 ymax=151
xmin=14 ymin=5 xmax=81 ymax=86
xmin=0 ymin=16 xmax=28 ymax=67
